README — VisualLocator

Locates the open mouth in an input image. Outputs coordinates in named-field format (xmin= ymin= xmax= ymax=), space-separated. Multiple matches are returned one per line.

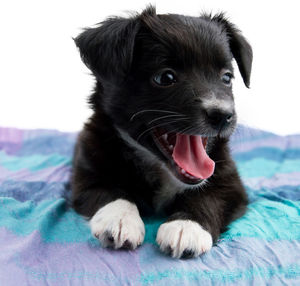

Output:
xmin=152 ymin=128 xmax=215 ymax=184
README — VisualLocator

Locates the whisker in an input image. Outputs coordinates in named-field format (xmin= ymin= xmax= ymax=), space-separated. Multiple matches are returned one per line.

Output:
xmin=130 ymin=109 xmax=182 ymax=122
xmin=136 ymin=118 xmax=189 ymax=142
xmin=178 ymin=119 xmax=218 ymax=137
xmin=148 ymin=114 xmax=187 ymax=125
xmin=150 ymin=122 xmax=198 ymax=141
xmin=174 ymin=125 xmax=196 ymax=135
xmin=214 ymin=160 xmax=227 ymax=164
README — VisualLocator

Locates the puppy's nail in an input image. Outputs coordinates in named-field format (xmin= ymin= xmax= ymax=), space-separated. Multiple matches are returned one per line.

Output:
xmin=122 ymin=240 xmax=133 ymax=250
xmin=181 ymin=249 xmax=195 ymax=259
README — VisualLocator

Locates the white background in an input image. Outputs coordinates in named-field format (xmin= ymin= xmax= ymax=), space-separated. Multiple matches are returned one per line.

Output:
xmin=0 ymin=0 xmax=299 ymax=135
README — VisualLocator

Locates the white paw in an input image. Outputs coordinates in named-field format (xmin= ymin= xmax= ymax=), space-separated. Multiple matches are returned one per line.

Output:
xmin=90 ymin=199 xmax=145 ymax=249
xmin=156 ymin=220 xmax=213 ymax=258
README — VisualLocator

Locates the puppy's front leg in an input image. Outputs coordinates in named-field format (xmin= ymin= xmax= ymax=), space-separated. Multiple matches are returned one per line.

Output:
xmin=73 ymin=188 xmax=145 ymax=250
xmin=156 ymin=188 xmax=246 ymax=259
xmin=90 ymin=198 xmax=145 ymax=249
xmin=71 ymin=134 xmax=145 ymax=250
xmin=156 ymin=216 xmax=213 ymax=259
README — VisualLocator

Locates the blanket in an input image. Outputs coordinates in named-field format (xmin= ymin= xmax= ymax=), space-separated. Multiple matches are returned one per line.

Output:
xmin=0 ymin=126 xmax=299 ymax=285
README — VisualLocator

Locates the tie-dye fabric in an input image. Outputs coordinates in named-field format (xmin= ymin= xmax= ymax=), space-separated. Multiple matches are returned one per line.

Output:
xmin=0 ymin=126 xmax=299 ymax=285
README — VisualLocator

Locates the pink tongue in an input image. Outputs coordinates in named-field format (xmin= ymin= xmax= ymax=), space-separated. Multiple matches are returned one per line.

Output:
xmin=172 ymin=134 xmax=215 ymax=179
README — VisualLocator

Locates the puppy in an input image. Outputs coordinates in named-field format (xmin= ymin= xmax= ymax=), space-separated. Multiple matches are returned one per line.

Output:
xmin=71 ymin=6 xmax=252 ymax=259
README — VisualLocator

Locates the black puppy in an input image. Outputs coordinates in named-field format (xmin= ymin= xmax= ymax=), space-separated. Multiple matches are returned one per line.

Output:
xmin=71 ymin=6 xmax=252 ymax=259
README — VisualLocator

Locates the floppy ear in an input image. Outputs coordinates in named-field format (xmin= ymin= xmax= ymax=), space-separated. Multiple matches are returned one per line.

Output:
xmin=74 ymin=16 xmax=140 ymax=81
xmin=211 ymin=14 xmax=253 ymax=88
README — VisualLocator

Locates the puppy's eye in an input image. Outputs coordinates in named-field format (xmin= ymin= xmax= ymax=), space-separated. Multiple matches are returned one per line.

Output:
xmin=221 ymin=71 xmax=233 ymax=86
xmin=152 ymin=69 xmax=177 ymax=87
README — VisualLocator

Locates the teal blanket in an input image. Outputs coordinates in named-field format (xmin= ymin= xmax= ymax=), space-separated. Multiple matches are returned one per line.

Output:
xmin=0 ymin=126 xmax=299 ymax=285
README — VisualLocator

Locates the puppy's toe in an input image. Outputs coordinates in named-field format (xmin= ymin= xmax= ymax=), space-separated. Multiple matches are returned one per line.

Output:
xmin=122 ymin=239 xmax=134 ymax=250
xmin=156 ymin=219 xmax=213 ymax=259
xmin=90 ymin=199 xmax=145 ymax=250
xmin=181 ymin=249 xmax=195 ymax=259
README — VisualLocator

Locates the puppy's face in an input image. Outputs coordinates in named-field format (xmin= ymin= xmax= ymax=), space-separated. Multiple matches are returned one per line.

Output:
xmin=75 ymin=7 xmax=252 ymax=185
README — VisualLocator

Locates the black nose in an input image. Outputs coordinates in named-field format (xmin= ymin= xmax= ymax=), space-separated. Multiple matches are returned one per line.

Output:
xmin=206 ymin=108 xmax=234 ymax=129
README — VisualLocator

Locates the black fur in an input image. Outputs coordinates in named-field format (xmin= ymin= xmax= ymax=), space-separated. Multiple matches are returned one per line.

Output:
xmin=71 ymin=6 xmax=252 ymax=257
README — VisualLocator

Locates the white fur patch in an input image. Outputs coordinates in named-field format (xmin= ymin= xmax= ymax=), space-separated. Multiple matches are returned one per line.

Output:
xmin=202 ymin=93 xmax=234 ymax=113
xmin=90 ymin=199 xmax=145 ymax=249
xmin=156 ymin=220 xmax=213 ymax=258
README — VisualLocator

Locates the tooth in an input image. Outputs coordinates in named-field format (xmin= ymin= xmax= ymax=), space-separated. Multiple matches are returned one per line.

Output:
xmin=203 ymin=137 xmax=208 ymax=150
xmin=181 ymin=169 xmax=186 ymax=174
xmin=162 ymin=134 xmax=168 ymax=141
xmin=169 ymin=145 xmax=174 ymax=150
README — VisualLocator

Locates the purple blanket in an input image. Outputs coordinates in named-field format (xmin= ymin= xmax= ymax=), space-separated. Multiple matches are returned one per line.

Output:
xmin=0 ymin=126 xmax=299 ymax=285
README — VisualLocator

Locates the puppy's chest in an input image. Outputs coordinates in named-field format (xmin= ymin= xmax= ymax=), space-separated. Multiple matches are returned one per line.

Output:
xmin=126 ymin=157 xmax=182 ymax=214
xmin=137 ymin=162 xmax=185 ymax=213
xmin=153 ymin=174 xmax=184 ymax=212
xmin=120 ymin=133 xmax=185 ymax=213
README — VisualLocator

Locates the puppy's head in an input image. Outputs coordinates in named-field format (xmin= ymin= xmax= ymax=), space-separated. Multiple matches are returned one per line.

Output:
xmin=75 ymin=6 xmax=252 ymax=185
